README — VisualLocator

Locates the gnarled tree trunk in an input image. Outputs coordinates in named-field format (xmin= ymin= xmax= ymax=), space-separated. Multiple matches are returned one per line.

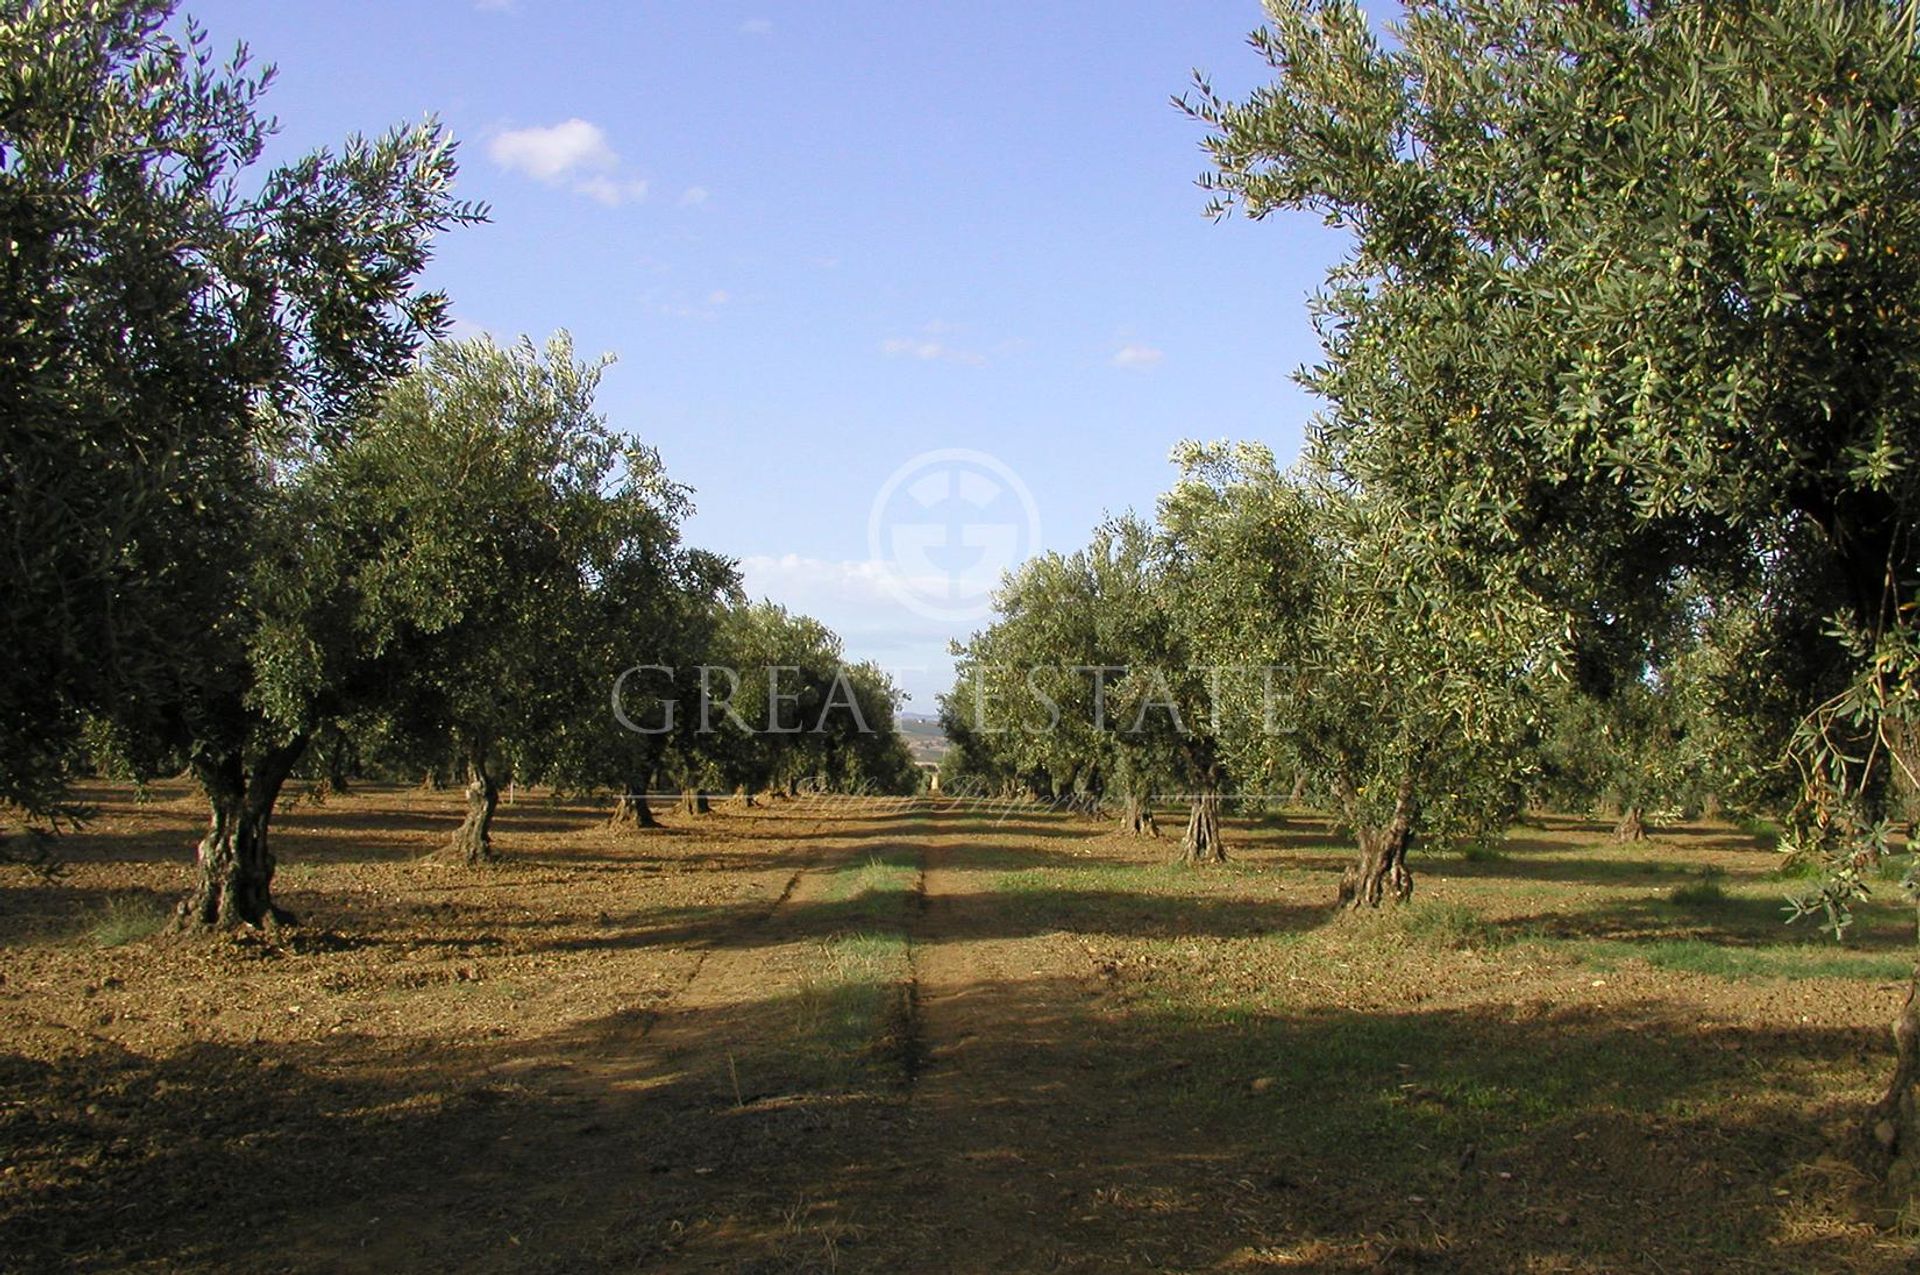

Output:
xmin=607 ymin=791 xmax=657 ymax=828
xmin=449 ymin=750 xmax=500 ymax=864
xmin=1613 ymin=804 xmax=1647 ymax=842
xmin=1180 ymin=789 xmax=1224 ymax=863
xmin=1890 ymin=718 xmax=1920 ymax=832
xmin=608 ymin=779 xmax=657 ymax=830
xmin=1338 ymin=770 xmax=1417 ymax=909
xmin=1118 ymin=793 xmax=1159 ymax=838
xmin=1861 ymin=713 xmax=1920 ymax=1202
xmin=678 ymin=787 xmax=711 ymax=815
xmin=321 ymin=738 xmax=353 ymax=797
xmin=176 ymin=735 xmax=309 ymax=930
xmin=1859 ymin=956 xmax=1920 ymax=1216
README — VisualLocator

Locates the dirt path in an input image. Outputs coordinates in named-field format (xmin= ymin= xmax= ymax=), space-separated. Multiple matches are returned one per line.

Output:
xmin=888 ymin=810 xmax=1273 ymax=1273
xmin=906 ymin=821 xmax=1143 ymax=1269
xmin=15 ymin=791 xmax=1282 ymax=1267
xmin=286 ymin=803 xmax=1284 ymax=1272
xmin=431 ymin=801 xmax=1241 ymax=1272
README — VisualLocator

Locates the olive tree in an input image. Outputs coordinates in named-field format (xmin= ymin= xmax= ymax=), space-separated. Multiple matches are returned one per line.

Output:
xmin=596 ymin=549 xmax=742 ymax=829
xmin=947 ymin=517 xmax=1236 ymax=858
xmin=659 ymin=601 xmax=916 ymax=806
xmin=1160 ymin=443 xmax=1546 ymax=905
xmin=343 ymin=334 xmax=685 ymax=863
xmin=1187 ymin=0 xmax=1920 ymax=1177
xmin=946 ymin=525 xmax=1173 ymax=834
xmin=0 ymin=0 xmax=482 ymax=907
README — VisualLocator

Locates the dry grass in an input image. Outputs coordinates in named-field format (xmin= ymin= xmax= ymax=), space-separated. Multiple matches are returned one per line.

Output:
xmin=0 ymin=785 xmax=1915 ymax=1271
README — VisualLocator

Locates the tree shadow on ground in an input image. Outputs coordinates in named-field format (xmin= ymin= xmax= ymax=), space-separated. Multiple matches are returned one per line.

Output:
xmin=0 ymin=883 xmax=179 ymax=947
xmin=1500 ymin=892 xmax=1916 ymax=953
xmin=521 ymin=885 xmax=1333 ymax=955
xmin=1412 ymin=839 xmax=1782 ymax=892
xmin=0 ymin=977 xmax=1902 ymax=1273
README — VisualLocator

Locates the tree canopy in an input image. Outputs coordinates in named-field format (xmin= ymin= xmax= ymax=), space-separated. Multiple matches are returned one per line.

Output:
xmin=1183 ymin=0 xmax=1920 ymax=867
xmin=337 ymin=334 xmax=702 ymax=863
xmin=1184 ymin=0 xmax=1920 ymax=1180
xmin=0 ymin=0 xmax=481 ymax=841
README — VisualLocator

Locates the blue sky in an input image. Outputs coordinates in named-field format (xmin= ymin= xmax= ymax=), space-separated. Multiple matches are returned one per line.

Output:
xmin=182 ymin=1 xmax=1374 ymax=709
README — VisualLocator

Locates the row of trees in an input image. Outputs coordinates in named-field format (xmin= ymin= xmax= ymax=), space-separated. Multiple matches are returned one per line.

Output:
xmin=942 ymin=443 xmax=1563 ymax=905
xmin=950 ymin=0 xmax=1920 ymax=1185
xmin=943 ymin=443 xmax=1797 ymax=894
xmin=0 ymin=1 xmax=916 ymax=930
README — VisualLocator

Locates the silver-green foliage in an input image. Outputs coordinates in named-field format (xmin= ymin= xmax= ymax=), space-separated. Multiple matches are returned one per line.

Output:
xmin=1186 ymin=0 xmax=1920 ymax=916
xmin=0 ymin=0 xmax=481 ymax=828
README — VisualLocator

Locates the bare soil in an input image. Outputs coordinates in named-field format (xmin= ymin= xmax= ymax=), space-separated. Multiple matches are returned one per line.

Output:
xmin=2 ymin=783 xmax=1916 ymax=1272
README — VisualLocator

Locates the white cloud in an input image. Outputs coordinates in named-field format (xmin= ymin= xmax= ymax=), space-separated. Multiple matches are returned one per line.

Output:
xmin=489 ymin=119 xmax=648 ymax=206
xmin=707 ymin=289 xmax=731 ymax=306
xmin=880 ymin=324 xmax=989 ymax=367
xmin=741 ymin=554 xmax=893 ymax=601
xmin=678 ymin=185 xmax=710 ymax=208
xmin=489 ymin=119 xmax=614 ymax=181
xmin=737 ymin=553 xmax=1006 ymax=630
xmin=740 ymin=17 xmax=774 ymax=36
xmin=1112 ymin=342 xmax=1164 ymax=369
xmin=574 ymin=174 xmax=649 ymax=206
xmin=880 ymin=338 xmax=988 ymax=367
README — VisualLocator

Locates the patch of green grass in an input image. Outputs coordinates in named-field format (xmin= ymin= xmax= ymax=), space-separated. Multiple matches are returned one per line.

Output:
xmin=1764 ymin=849 xmax=1914 ymax=888
xmin=86 ymin=894 xmax=170 ymax=948
xmin=747 ymin=851 xmax=924 ymax=1095
xmin=785 ymin=932 xmax=916 ymax=1089
xmin=1876 ymin=853 xmax=1917 ymax=885
xmin=1767 ymin=853 xmax=1828 ymax=882
xmin=1668 ymin=866 xmax=1728 ymax=907
xmin=1394 ymin=899 xmax=1505 ymax=950
xmin=1575 ymin=938 xmax=1910 ymax=981
xmin=821 ymin=851 xmax=920 ymax=927
xmin=1733 ymin=813 xmax=1781 ymax=850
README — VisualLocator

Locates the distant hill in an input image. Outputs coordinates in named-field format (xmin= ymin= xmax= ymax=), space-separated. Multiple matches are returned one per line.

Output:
xmin=896 ymin=712 xmax=949 ymax=765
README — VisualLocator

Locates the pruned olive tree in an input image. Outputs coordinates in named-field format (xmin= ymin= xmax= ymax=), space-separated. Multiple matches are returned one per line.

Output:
xmin=945 ymin=527 xmax=1167 ymax=833
xmin=946 ymin=516 xmax=1236 ymax=857
xmin=1159 ymin=443 xmax=1545 ymax=906
xmin=596 ymin=549 xmax=742 ymax=830
xmin=1154 ymin=442 xmax=1321 ymax=833
xmin=1187 ymin=0 xmax=1920 ymax=1182
xmin=0 ymin=0 xmax=482 ymax=910
xmin=344 ymin=334 xmax=686 ymax=864
xmin=810 ymin=658 xmax=920 ymax=796
xmin=1096 ymin=516 xmax=1238 ymax=861
xmin=640 ymin=600 xmax=913 ymax=809
xmin=717 ymin=602 xmax=845 ymax=802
